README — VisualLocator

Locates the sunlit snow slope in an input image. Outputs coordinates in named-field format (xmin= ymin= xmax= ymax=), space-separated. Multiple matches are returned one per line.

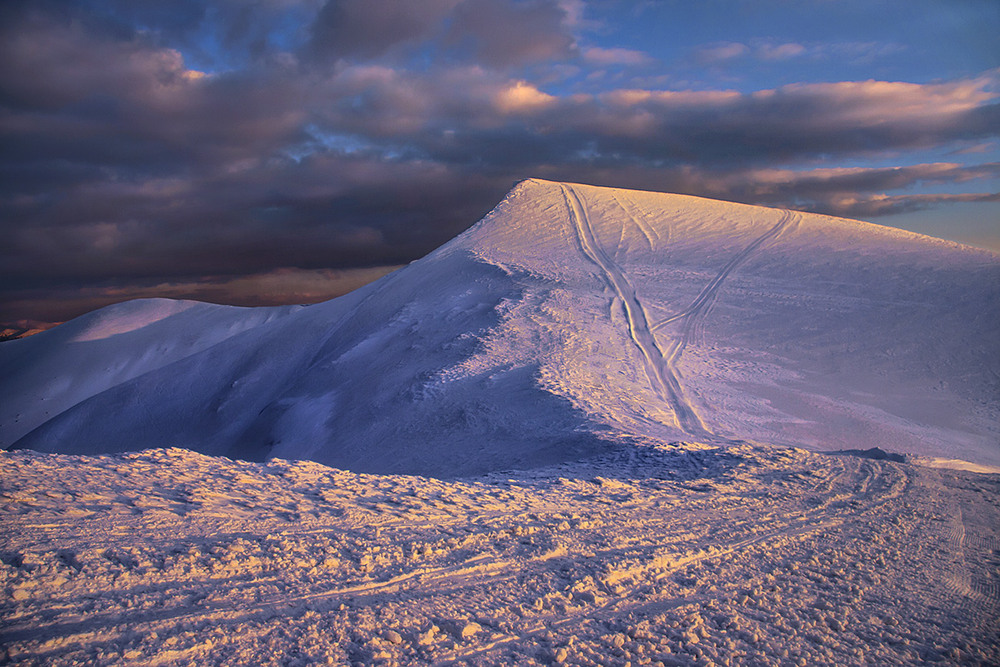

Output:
xmin=3 ymin=180 xmax=998 ymax=473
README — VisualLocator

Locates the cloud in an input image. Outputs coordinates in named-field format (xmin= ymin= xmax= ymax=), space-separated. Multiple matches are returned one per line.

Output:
xmin=0 ymin=0 xmax=323 ymax=73
xmin=494 ymin=81 xmax=558 ymax=113
xmin=1 ymin=3 xmax=999 ymax=329
xmin=950 ymin=141 xmax=997 ymax=155
xmin=817 ymin=41 xmax=906 ymax=64
xmin=0 ymin=149 xmax=506 ymax=281
xmin=694 ymin=40 xmax=808 ymax=64
xmin=446 ymin=0 xmax=577 ymax=67
xmin=694 ymin=42 xmax=749 ymax=64
xmin=693 ymin=39 xmax=905 ymax=67
xmin=818 ymin=192 xmax=1000 ymax=218
xmin=581 ymin=46 xmax=654 ymax=67
xmin=754 ymin=162 xmax=1000 ymax=192
xmin=676 ymin=162 xmax=1000 ymax=213
xmin=3 ymin=14 xmax=997 ymax=286
xmin=757 ymin=42 xmax=806 ymax=61
xmin=292 ymin=68 xmax=1000 ymax=169
xmin=307 ymin=0 xmax=459 ymax=62
xmin=304 ymin=0 xmax=577 ymax=67
xmin=0 ymin=13 xmax=308 ymax=177
xmin=0 ymin=12 xmax=197 ymax=111
xmin=570 ymin=77 xmax=1000 ymax=165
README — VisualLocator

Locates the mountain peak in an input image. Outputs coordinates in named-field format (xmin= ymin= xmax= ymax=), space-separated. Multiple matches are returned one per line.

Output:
xmin=3 ymin=183 xmax=998 ymax=474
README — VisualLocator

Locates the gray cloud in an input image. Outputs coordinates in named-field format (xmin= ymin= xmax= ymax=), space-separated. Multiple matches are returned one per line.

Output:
xmin=805 ymin=191 xmax=1000 ymax=218
xmin=694 ymin=39 xmax=905 ymax=67
xmin=307 ymin=0 xmax=458 ymax=62
xmin=683 ymin=163 xmax=1000 ymax=207
xmin=305 ymin=0 xmax=576 ymax=67
xmin=446 ymin=0 xmax=576 ymax=67
xmin=694 ymin=42 xmax=749 ymax=65
xmin=581 ymin=46 xmax=654 ymax=67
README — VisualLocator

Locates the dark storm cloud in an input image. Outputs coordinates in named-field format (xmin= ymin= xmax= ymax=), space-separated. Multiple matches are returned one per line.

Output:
xmin=0 ymin=150 xmax=505 ymax=280
xmin=0 ymin=0 xmax=301 ymax=72
xmin=286 ymin=69 xmax=1000 ymax=172
xmin=570 ymin=81 xmax=1000 ymax=166
xmin=1 ymin=1 xmax=999 ymax=330
xmin=0 ymin=12 xmax=308 ymax=172
xmin=682 ymin=162 xmax=1000 ymax=202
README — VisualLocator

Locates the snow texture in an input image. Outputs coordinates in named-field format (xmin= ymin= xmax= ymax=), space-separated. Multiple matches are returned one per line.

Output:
xmin=1 ymin=446 xmax=998 ymax=665
xmin=2 ymin=179 xmax=998 ymax=472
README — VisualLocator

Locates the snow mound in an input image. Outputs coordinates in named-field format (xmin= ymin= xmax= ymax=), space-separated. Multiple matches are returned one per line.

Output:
xmin=2 ymin=179 xmax=998 ymax=473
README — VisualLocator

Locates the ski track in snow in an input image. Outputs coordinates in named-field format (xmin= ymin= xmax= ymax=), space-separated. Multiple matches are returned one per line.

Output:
xmin=610 ymin=193 xmax=660 ymax=251
xmin=562 ymin=184 xmax=798 ymax=440
xmin=943 ymin=504 xmax=1000 ymax=606
xmin=653 ymin=209 xmax=798 ymax=341
xmin=562 ymin=184 xmax=708 ymax=437
xmin=1 ymin=446 xmax=997 ymax=666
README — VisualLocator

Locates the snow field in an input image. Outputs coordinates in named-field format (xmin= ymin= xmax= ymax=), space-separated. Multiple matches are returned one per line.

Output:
xmin=2 ymin=445 xmax=997 ymax=666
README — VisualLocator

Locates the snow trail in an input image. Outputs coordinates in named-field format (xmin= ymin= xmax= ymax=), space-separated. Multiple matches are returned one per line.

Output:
xmin=562 ymin=185 xmax=797 ymax=439
xmin=562 ymin=184 xmax=708 ymax=436
xmin=944 ymin=499 xmax=1000 ymax=606
xmin=654 ymin=209 xmax=797 ymax=336
xmin=611 ymin=193 xmax=660 ymax=250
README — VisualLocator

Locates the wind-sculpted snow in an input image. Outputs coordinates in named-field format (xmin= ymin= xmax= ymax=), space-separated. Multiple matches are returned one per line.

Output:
xmin=2 ymin=179 xmax=998 ymax=471
xmin=1 ymin=446 xmax=998 ymax=665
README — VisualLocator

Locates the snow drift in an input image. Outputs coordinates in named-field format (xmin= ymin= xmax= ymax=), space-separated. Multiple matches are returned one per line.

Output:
xmin=2 ymin=179 xmax=998 ymax=474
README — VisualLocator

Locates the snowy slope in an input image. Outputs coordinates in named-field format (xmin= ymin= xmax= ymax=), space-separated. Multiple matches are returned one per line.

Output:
xmin=0 ymin=299 xmax=299 ymax=449
xmin=3 ymin=179 xmax=998 ymax=472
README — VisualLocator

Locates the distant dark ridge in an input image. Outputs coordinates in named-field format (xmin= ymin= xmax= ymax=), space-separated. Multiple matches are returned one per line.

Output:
xmin=0 ymin=329 xmax=29 ymax=343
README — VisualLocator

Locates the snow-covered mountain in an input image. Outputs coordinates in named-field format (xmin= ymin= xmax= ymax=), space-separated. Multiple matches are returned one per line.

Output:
xmin=3 ymin=179 xmax=998 ymax=473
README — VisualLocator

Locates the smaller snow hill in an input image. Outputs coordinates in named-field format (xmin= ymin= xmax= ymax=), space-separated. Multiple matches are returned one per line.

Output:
xmin=2 ymin=180 xmax=998 ymax=474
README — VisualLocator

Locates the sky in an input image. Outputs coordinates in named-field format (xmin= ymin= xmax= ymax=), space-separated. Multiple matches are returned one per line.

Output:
xmin=1 ymin=0 xmax=998 ymax=332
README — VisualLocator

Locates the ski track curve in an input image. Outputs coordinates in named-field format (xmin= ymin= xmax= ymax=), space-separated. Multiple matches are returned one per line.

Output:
xmin=561 ymin=184 xmax=708 ymax=437
xmin=610 ymin=193 xmax=659 ymax=252
xmin=562 ymin=184 xmax=797 ymax=440
xmin=653 ymin=209 xmax=798 ymax=337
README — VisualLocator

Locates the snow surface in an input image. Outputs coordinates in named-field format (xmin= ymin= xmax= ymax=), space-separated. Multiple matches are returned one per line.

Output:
xmin=1 ymin=180 xmax=999 ymax=665
xmin=1 ymin=445 xmax=997 ymax=665
xmin=2 ymin=179 xmax=998 ymax=471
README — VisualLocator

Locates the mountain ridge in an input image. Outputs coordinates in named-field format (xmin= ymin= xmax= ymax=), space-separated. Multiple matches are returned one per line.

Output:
xmin=3 ymin=179 xmax=998 ymax=473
